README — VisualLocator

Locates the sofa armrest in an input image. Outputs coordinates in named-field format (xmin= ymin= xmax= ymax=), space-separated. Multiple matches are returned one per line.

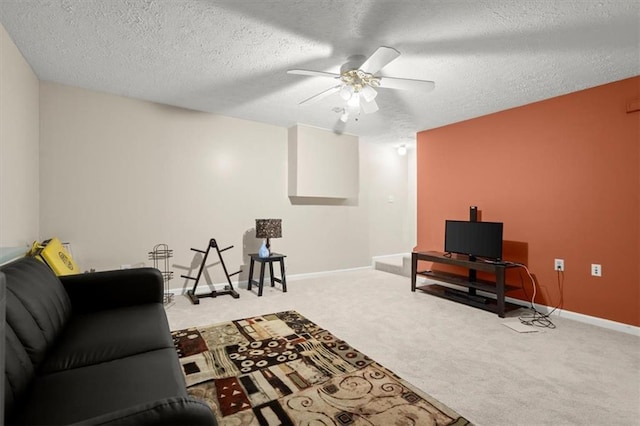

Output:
xmin=60 ymin=267 xmax=164 ymax=313
xmin=69 ymin=397 xmax=217 ymax=426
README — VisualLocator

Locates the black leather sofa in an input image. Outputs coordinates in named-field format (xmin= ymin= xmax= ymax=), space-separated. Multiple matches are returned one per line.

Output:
xmin=1 ymin=257 xmax=217 ymax=425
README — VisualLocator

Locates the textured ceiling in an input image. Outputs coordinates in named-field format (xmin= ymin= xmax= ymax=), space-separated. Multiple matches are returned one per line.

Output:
xmin=1 ymin=0 xmax=638 ymax=145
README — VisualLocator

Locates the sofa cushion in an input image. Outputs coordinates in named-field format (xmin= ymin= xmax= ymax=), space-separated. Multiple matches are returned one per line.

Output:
xmin=4 ymin=323 xmax=36 ymax=422
xmin=3 ymin=258 xmax=71 ymax=367
xmin=41 ymin=303 xmax=174 ymax=373
xmin=72 ymin=396 xmax=218 ymax=425
xmin=20 ymin=348 xmax=188 ymax=426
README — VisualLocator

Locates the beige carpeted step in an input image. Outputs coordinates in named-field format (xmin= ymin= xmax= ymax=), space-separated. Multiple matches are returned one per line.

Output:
xmin=373 ymin=254 xmax=411 ymax=277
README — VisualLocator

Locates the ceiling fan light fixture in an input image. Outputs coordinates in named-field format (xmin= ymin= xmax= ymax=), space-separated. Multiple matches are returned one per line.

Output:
xmin=347 ymin=92 xmax=360 ymax=108
xmin=361 ymin=98 xmax=379 ymax=114
xmin=288 ymin=46 xmax=435 ymax=120
xmin=339 ymin=84 xmax=354 ymax=100
xmin=361 ymin=85 xmax=377 ymax=102
xmin=288 ymin=46 xmax=435 ymax=115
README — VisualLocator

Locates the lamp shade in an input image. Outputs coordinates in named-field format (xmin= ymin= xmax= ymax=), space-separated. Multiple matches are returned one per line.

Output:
xmin=255 ymin=219 xmax=282 ymax=239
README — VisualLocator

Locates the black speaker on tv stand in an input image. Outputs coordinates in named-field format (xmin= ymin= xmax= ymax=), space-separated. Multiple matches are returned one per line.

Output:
xmin=468 ymin=206 xmax=478 ymax=289
xmin=470 ymin=205 xmax=478 ymax=222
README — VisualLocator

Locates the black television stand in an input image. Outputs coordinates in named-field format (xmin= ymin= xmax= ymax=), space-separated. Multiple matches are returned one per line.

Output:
xmin=411 ymin=251 xmax=520 ymax=317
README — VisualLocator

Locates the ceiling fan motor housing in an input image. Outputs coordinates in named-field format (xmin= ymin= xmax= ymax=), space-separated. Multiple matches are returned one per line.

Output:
xmin=340 ymin=54 xmax=367 ymax=74
xmin=340 ymin=69 xmax=380 ymax=92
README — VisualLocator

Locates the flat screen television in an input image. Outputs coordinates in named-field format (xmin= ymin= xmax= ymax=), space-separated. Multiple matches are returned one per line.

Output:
xmin=444 ymin=220 xmax=504 ymax=260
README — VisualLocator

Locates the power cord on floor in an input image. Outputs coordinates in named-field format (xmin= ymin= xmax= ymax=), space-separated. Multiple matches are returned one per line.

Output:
xmin=512 ymin=263 xmax=564 ymax=329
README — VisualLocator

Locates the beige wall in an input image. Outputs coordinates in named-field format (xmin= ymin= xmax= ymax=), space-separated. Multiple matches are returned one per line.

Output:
xmin=39 ymin=82 xmax=414 ymax=286
xmin=0 ymin=23 xmax=40 ymax=247
xmin=0 ymin=22 xmax=415 ymax=281
xmin=363 ymin=142 xmax=415 ymax=256
xmin=288 ymin=124 xmax=359 ymax=198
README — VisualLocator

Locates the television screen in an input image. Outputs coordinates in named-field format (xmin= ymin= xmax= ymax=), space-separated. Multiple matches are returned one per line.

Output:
xmin=444 ymin=220 xmax=504 ymax=260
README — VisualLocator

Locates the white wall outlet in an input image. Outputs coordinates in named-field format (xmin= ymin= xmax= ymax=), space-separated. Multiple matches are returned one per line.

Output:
xmin=591 ymin=264 xmax=602 ymax=277
xmin=554 ymin=259 xmax=564 ymax=271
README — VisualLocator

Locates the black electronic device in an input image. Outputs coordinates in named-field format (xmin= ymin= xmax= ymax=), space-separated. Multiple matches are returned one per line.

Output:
xmin=470 ymin=206 xmax=478 ymax=222
xmin=444 ymin=220 xmax=504 ymax=260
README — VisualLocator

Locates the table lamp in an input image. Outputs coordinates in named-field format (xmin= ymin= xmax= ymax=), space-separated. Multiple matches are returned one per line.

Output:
xmin=255 ymin=219 xmax=282 ymax=257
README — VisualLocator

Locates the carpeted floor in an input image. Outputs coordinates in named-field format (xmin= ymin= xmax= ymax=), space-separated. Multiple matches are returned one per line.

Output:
xmin=165 ymin=268 xmax=640 ymax=425
xmin=172 ymin=310 xmax=471 ymax=425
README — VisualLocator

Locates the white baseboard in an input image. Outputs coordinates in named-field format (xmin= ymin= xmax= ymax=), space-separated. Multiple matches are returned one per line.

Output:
xmin=503 ymin=294 xmax=639 ymax=336
xmin=509 ymin=297 xmax=640 ymax=337
xmin=371 ymin=252 xmax=410 ymax=266
xmin=286 ymin=265 xmax=372 ymax=281
xmin=168 ymin=282 xmax=230 ymax=295
xmin=416 ymin=277 xmax=639 ymax=336
xmin=169 ymin=269 xmax=639 ymax=337
xmin=168 ymin=265 xmax=373 ymax=295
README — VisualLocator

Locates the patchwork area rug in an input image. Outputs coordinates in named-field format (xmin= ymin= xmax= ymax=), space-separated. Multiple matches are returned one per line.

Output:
xmin=172 ymin=310 xmax=471 ymax=425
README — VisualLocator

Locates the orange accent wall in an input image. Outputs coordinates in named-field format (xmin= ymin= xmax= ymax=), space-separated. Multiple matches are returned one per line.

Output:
xmin=416 ymin=76 xmax=640 ymax=327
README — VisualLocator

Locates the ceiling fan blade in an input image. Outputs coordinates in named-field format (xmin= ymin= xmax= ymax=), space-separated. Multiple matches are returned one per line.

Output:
xmin=361 ymin=98 xmax=379 ymax=114
xmin=378 ymin=76 xmax=435 ymax=92
xmin=299 ymin=85 xmax=341 ymax=105
xmin=359 ymin=46 xmax=400 ymax=74
xmin=287 ymin=69 xmax=341 ymax=79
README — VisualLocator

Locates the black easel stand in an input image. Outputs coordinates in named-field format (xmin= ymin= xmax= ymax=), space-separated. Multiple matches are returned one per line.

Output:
xmin=181 ymin=238 xmax=240 ymax=304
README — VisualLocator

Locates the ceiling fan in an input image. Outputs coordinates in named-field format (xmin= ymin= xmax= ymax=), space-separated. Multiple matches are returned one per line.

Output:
xmin=287 ymin=46 xmax=435 ymax=122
